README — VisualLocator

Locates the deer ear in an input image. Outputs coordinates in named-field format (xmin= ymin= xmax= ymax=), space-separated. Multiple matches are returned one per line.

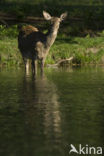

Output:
xmin=43 ymin=11 xmax=52 ymax=20
xmin=60 ymin=12 xmax=68 ymax=21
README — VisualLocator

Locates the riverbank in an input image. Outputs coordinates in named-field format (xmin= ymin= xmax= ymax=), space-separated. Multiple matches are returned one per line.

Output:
xmin=0 ymin=25 xmax=104 ymax=66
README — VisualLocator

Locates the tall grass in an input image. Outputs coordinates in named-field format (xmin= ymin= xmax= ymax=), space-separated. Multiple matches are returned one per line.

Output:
xmin=0 ymin=38 xmax=22 ymax=66
xmin=0 ymin=25 xmax=104 ymax=66
xmin=47 ymin=35 xmax=104 ymax=65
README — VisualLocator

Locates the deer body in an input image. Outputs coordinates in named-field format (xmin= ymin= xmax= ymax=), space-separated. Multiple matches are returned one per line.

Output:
xmin=18 ymin=11 xmax=67 ymax=74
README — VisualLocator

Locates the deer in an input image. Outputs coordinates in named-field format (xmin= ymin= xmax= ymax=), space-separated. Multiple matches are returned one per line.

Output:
xmin=18 ymin=11 xmax=67 ymax=74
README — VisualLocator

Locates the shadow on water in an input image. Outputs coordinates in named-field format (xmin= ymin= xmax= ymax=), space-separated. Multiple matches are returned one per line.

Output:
xmin=0 ymin=67 xmax=104 ymax=155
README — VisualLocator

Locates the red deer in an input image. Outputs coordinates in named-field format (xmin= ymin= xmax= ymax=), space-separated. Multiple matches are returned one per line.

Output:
xmin=18 ymin=11 xmax=67 ymax=74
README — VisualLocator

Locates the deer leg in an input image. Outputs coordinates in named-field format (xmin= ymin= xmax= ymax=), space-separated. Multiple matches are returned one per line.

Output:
xmin=23 ymin=58 xmax=30 ymax=74
xmin=40 ymin=59 xmax=45 ymax=73
xmin=31 ymin=60 xmax=37 ymax=75
xmin=25 ymin=59 xmax=30 ymax=75
xmin=35 ymin=60 xmax=37 ymax=74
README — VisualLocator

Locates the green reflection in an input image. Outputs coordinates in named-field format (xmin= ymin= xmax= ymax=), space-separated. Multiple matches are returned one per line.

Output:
xmin=0 ymin=67 xmax=104 ymax=156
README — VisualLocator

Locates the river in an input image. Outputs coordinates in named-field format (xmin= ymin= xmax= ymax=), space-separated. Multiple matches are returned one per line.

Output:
xmin=0 ymin=66 xmax=104 ymax=156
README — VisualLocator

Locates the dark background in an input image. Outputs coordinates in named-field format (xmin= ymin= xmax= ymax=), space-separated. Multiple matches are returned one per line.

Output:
xmin=0 ymin=0 xmax=104 ymax=36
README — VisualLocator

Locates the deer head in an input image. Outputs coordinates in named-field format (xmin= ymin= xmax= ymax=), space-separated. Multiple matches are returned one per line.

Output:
xmin=43 ymin=11 xmax=68 ymax=30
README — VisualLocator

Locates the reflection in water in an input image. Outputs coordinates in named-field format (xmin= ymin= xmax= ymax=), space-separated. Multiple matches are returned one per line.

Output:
xmin=24 ymin=73 xmax=61 ymax=138
xmin=0 ymin=67 xmax=104 ymax=156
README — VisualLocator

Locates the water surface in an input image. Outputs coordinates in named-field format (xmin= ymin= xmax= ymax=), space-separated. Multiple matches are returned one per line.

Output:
xmin=0 ymin=67 xmax=104 ymax=156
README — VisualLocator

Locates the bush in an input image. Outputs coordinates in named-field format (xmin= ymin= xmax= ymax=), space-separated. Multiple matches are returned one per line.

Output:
xmin=0 ymin=25 xmax=18 ymax=39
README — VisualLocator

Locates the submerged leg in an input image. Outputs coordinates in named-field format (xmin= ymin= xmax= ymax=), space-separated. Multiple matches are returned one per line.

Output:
xmin=40 ymin=59 xmax=45 ymax=74
xmin=31 ymin=60 xmax=37 ymax=75
xmin=23 ymin=58 xmax=30 ymax=75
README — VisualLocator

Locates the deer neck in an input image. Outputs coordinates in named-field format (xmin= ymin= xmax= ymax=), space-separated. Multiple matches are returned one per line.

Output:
xmin=45 ymin=24 xmax=59 ymax=50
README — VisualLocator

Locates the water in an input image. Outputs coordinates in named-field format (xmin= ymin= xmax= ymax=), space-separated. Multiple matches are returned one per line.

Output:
xmin=0 ymin=66 xmax=104 ymax=156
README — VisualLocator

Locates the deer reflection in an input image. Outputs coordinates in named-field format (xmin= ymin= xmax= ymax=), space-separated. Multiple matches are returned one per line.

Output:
xmin=23 ymin=72 xmax=61 ymax=138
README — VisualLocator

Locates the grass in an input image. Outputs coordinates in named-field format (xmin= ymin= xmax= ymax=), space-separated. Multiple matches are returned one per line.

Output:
xmin=47 ymin=35 xmax=104 ymax=65
xmin=0 ymin=25 xmax=104 ymax=66
xmin=0 ymin=37 xmax=22 ymax=66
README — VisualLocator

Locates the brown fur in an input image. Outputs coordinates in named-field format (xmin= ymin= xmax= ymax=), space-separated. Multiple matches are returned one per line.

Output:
xmin=21 ymin=25 xmax=38 ymax=36
xmin=18 ymin=11 xmax=67 ymax=74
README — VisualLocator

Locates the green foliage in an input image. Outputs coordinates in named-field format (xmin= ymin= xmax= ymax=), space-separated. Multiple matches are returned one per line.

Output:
xmin=0 ymin=38 xmax=23 ymax=66
xmin=0 ymin=25 xmax=104 ymax=66
xmin=0 ymin=25 xmax=18 ymax=39
xmin=0 ymin=0 xmax=104 ymax=36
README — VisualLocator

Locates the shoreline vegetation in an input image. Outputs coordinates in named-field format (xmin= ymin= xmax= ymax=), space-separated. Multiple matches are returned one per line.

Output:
xmin=0 ymin=25 xmax=104 ymax=67
xmin=1 ymin=0 xmax=104 ymax=67
xmin=0 ymin=26 xmax=104 ymax=67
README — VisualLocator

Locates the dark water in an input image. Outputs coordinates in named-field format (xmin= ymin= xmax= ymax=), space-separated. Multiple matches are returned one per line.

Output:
xmin=0 ymin=67 xmax=104 ymax=156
